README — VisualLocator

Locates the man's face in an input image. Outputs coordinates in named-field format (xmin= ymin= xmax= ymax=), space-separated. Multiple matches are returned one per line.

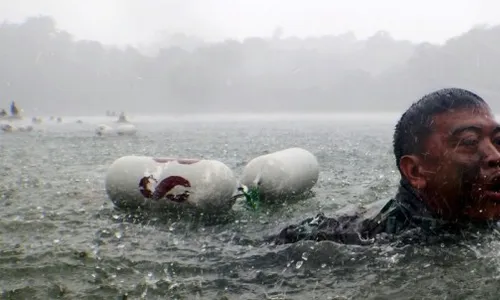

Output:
xmin=419 ymin=106 xmax=500 ymax=221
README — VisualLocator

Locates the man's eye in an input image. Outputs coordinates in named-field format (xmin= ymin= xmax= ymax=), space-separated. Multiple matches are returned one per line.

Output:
xmin=493 ymin=136 xmax=500 ymax=146
xmin=459 ymin=138 xmax=479 ymax=146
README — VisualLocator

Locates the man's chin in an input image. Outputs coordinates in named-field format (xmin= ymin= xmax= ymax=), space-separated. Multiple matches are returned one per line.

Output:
xmin=463 ymin=196 xmax=500 ymax=221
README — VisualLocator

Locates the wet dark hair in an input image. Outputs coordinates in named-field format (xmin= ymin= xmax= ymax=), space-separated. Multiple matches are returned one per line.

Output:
xmin=393 ymin=88 xmax=488 ymax=174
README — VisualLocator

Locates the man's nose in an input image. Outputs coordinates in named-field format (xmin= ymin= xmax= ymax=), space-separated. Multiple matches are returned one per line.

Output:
xmin=484 ymin=140 xmax=500 ymax=168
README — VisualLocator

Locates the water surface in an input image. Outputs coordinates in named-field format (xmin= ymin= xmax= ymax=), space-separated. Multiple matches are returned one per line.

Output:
xmin=1 ymin=114 xmax=500 ymax=299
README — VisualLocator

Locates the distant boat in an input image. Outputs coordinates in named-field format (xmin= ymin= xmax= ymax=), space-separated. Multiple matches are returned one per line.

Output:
xmin=0 ymin=101 xmax=23 ymax=121
xmin=31 ymin=117 xmax=43 ymax=124
xmin=106 ymin=110 xmax=118 ymax=117
xmin=116 ymin=112 xmax=130 ymax=123
xmin=1 ymin=123 xmax=33 ymax=133
xmin=10 ymin=101 xmax=19 ymax=116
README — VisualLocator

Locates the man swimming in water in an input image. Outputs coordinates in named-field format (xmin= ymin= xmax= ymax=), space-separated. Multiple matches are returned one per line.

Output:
xmin=273 ymin=87 xmax=500 ymax=245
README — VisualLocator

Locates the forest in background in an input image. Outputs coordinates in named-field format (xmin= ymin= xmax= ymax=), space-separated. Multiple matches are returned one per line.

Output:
xmin=0 ymin=16 xmax=499 ymax=115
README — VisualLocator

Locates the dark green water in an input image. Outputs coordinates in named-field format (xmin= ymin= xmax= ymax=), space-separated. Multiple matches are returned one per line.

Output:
xmin=1 ymin=115 xmax=500 ymax=300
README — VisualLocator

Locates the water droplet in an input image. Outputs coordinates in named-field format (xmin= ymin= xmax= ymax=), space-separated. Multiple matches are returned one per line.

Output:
xmin=321 ymin=263 xmax=327 ymax=268
xmin=115 ymin=231 xmax=122 ymax=239
xmin=301 ymin=252 xmax=309 ymax=261
xmin=295 ymin=260 xmax=303 ymax=269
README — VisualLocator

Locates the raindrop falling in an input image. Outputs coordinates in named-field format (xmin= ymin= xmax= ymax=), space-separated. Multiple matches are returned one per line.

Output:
xmin=301 ymin=252 xmax=309 ymax=261
xmin=295 ymin=260 xmax=303 ymax=269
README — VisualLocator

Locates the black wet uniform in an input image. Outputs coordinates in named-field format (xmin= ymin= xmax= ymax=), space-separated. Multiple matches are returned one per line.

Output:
xmin=272 ymin=181 xmax=497 ymax=245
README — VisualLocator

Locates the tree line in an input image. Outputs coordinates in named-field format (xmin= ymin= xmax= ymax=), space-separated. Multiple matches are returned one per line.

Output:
xmin=0 ymin=16 xmax=499 ymax=115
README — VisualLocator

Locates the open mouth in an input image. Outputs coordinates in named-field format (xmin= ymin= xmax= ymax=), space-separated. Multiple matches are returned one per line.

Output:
xmin=483 ymin=179 xmax=500 ymax=199
xmin=486 ymin=182 xmax=500 ymax=193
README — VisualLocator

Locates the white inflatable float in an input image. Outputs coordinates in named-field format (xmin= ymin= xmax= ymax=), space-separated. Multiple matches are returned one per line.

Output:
xmin=239 ymin=147 xmax=319 ymax=202
xmin=1 ymin=123 xmax=34 ymax=133
xmin=96 ymin=124 xmax=137 ymax=136
xmin=95 ymin=124 xmax=114 ymax=136
xmin=116 ymin=124 xmax=137 ymax=136
xmin=105 ymin=156 xmax=238 ymax=212
xmin=31 ymin=117 xmax=43 ymax=124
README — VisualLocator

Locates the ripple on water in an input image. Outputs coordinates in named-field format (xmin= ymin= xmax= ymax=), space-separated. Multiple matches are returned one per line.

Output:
xmin=3 ymin=119 xmax=500 ymax=299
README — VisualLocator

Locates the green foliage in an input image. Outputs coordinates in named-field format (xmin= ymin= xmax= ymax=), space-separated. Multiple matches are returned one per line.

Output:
xmin=241 ymin=186 xmax=261 ymax=211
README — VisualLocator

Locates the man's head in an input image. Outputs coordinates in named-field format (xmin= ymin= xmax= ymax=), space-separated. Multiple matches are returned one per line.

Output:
xmin=394 ymin=88 xmax=500 ymax=221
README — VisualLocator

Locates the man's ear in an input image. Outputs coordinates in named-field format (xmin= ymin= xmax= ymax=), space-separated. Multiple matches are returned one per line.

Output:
xmin=399 ymin=155 xmax=427 ymax=190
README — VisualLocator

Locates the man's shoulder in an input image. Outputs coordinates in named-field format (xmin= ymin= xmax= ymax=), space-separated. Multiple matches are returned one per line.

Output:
xmin=327 ymin=198 xmax=390 ymax=220
xmin=271 ymin=198 xmax=396 ymax=245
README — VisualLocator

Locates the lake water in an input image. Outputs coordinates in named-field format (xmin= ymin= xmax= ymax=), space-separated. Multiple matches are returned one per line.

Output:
xmin=1 ymin=114 xmax=500 ymax=299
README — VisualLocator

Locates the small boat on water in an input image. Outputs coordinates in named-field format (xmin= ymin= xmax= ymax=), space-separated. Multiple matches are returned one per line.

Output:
xmin=116 ymin=112 xmax=130 ymax=123
xmin=32 ymin=117 xmax=43 ymax=124
xmin=0 ymin=101 xmax=23 ymax=121
xmin=0 ymin=123 xmax=33 ymax=133
xmin=106 ymin=110 xmax=118 ymax=117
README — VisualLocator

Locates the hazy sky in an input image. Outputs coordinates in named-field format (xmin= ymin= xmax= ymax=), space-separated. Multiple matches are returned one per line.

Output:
xmin=1 ymin=0 xmax=499 ymax=46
